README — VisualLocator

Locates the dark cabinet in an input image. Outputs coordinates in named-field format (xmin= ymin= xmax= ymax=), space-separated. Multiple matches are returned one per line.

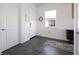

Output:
xmin=66 ymin=30 xmax=74 ymax=42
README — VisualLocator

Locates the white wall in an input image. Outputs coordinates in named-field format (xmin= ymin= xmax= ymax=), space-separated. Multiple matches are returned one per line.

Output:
xmin=36 ymin=3 xmax=74 ymax=40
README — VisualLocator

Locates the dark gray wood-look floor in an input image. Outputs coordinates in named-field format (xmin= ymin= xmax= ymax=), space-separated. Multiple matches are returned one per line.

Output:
xmin=2 ymin=36 xmax=73 ymax=55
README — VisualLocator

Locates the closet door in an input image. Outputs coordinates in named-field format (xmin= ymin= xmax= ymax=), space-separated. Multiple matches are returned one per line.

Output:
xmin=20 ymin=4 xmax=36 ymax=43
xmin=29 ymin=4 xmax=36 ymax=38
xmin=21 ymin=4 xmax=30 ymax=43
xmin=0 ymin=4 xmax=19 ymax=51
xmin=0 ymin=6 xmax=3 ymax=52
xmin=0 ymin=24 xmax=1 ymax=53
xmin=5 ymin=4 xmax=19 ymax=49
xmin=1 ymin=4 xmax=7 ymax=51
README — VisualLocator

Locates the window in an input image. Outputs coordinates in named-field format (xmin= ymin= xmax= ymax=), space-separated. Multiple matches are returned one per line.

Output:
xmin=45 ymin=10 xmax=56 ymax=27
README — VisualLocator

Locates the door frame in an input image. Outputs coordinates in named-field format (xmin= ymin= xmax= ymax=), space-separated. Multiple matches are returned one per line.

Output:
xmin=74 ymin=3 xmax=78 ymax=55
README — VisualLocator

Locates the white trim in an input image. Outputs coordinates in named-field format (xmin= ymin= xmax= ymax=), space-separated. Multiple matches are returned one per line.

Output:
xmin=74 ymin=3 xmax=78 ymax=55
xmin=18 ymin=3 xmax=22 ymax=43
xmin=36 ymin=35 xmax=68 ymax=41
xmin=0 ymin=52 xmax=2 ymax=55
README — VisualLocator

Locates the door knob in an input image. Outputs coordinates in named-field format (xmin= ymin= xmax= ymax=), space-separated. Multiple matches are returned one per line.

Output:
xmin=1 ymin=29 xmax=6 ymax=31
xmin=76 ymin=32 xmax=79 ymax=34
xmin=30 ymin=23 xmax=32 ymax=27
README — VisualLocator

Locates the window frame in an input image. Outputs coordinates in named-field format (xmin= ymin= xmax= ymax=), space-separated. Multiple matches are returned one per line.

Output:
xmin=44 ymin=10 xmax=56 ymax=28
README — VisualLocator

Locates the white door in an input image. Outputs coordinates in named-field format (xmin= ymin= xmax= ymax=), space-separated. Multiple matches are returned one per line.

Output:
xmin=29 ymin=5 xmax=36 ymax=38
xmin=20 ymin=4 xmax=36 ymax=43
xmin=0 ymin=4 xmax=19 ymax=52
xmin=0 ymin=6 xmax=3 ymax=52
xmin=0 ymin=4 xmax=7 ymax=51
xmin=21 ymin=4 xmax=30 ymax=43
xmin=0 ymin=12 xmax=2 ymax=52
xmin=5 ymin=4 xmax=19 ymax=49
xmin=29 ymin=20 xmax=36 ymax=38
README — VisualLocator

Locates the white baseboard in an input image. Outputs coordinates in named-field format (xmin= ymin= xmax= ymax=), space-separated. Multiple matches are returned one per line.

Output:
xmin=36 ymin=35 xmax=68 ymax=41
xmin=20 ymin=35 xmax=36 ymax=44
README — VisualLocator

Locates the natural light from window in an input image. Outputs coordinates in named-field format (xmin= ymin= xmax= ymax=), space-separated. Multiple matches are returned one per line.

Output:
xmin=45 ymin=10 xmax=56 ymax=27
xmin=45 ymin=10 xmax=56 ymax=18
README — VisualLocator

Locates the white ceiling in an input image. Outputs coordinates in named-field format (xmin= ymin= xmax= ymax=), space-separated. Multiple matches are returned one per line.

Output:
xmin=34 ymin=3 xmax=47 ymax=7
xmin=34 ymin=3 xmax=68 ymax=7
